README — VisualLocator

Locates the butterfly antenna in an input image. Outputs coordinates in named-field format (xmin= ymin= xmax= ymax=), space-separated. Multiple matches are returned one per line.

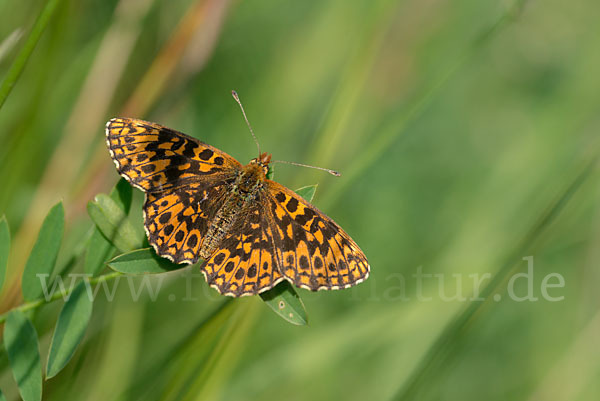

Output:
xmin=272 ymin=159 xmax=341 ymax=177
xmin=232 ymin=90 xmax=260 ymax=156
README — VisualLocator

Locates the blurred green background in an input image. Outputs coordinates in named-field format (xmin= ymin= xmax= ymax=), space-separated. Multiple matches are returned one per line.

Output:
xmin=1 ymin=0 xmax=600 ymax=400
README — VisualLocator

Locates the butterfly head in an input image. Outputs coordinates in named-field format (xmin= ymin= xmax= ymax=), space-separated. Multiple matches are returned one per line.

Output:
xmin=249 ymin=152 xmax=272 ymax=176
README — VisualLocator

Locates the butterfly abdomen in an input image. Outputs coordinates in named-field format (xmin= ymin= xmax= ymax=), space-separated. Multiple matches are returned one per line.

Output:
xmin=200 ymin=196 xmax=240 ymax=259
xmin=200 ymin=164 xmax=265 ymax=259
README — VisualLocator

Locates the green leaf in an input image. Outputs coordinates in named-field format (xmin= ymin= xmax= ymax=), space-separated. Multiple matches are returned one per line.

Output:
xmin=111 ymin=178 xmax=133 ymax=214
xmin=260 ymin=281 xmax=308 ymax=325
xmin=46 ymin=281 xmax=94 ymax=378
xmin=22 ymin=202 xmax=64 ymax=301
xmin=83 ymin=228 xmax=114 ymax=277
xmin=108 ymin=248 xmax=185 ymax=274
xmin=266 ymin=164 xmax=275 ymax=180
xmin=294 ymin=184 xmax=318 ymax=202
xmin=0 ymin=387 xmax=6 ymax=401
xmin=4 ymin=311 xmax=42 ymax=401
xmin=87 ymin=194 xmax=142 ymax=252
xmin=84 ymin=179 xmax=133 ymax=276
xmin=0 ymin=216 xmax=9 ymax=292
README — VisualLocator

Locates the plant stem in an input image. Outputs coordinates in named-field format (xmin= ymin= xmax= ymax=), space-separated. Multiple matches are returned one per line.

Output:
xmin=0 ymin=271 xmax=123 ymax=324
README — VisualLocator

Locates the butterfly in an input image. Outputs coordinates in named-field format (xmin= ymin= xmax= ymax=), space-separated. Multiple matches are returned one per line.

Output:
xmin=105 ymin=106 xmax=369 ymax=297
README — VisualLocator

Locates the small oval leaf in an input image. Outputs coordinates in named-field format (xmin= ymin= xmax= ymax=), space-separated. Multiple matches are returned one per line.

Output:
xmin=87 ymin=194 xmax=142 ymax=252
xmin=108 ymin=248 xmax=186 ymax=274
xmin=84 ymin=228 xmax=114 ymax=277
xmin=0 ymin=215 xmax=9 ymax=292
xmin=294 ymin=184 xmax=318 ymax=202
xmin=84 ymin=179 xmax=132 ymax=277
xmin=22 ymin=202 xmax=64 ymax=301
xmin=112 ymin=178 xmax=133 ymax=214
xmin=46 ymin=281 xmax=94 ymax=378
xmin=4 ymin=311 xmax=42 ymax=401
xmin=260 ymin=281 xmax=308 ymax=325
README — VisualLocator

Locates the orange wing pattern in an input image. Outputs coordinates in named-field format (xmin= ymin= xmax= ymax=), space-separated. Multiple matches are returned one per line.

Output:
xmin=106 ymin=118 xmax=241 ymax=192
xmin=201 ymin=180 xmax=369 ymax=295
xmin=144 ymin=181 xmax=233 ymax=264
xmin=106 ymin=117 xmax=370 ymax=296
xmin=106 ymin=118 xmax=241 ymax=264
xmin=264 ymin=181 xmax=370 ymax=291
xmin=201 ymin=198 xmax=284 ymax=296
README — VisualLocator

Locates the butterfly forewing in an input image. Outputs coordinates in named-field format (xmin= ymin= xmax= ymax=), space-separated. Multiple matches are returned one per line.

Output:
xmin=106 ymin=118 xmax=241 ymax=192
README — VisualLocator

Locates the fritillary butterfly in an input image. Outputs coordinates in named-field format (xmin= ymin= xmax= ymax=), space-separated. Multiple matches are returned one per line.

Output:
xmin=105 ymin=107 xmax=369 ymax=297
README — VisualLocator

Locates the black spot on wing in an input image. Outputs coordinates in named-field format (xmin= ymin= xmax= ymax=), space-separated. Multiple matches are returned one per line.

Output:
xmin=275 ymin=192 xmax=286 ymax=203
xmin=187 ymin=234 xmax=198 ymax=248
xmin=159 ymin=212 xmax=171 ymax=224
xmin=286 ymin=197 xmax=298 ymax=213
xmin=199 ymin=149 xmax=213 ymax=160
xmin=141 ymin=164 xmax=155 ymax=173
xmin=214 ymin=252 xmax=226 ymax=265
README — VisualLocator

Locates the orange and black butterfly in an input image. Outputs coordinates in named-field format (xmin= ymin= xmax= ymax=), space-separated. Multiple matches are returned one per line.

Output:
xmin=105 ymin=95 xmax=369 ymax=297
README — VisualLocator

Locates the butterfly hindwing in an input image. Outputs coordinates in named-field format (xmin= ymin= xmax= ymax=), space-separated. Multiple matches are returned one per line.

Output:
xmin=144 ymin=181 xmax=234 ymax=264
xmin=264 ymin=181 xmax=370 ymax=291
xmin=106 ymin=118 xmax=241 ymax=192
xmin=200 ymin=198 xmax=283 ymax=296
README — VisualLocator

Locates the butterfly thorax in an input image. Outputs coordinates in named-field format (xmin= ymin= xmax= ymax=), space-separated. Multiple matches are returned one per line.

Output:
xmin=237 ymin=160 xmax=267 ymax=193
xmin=199 ymin=154 xmax=271 ymax=259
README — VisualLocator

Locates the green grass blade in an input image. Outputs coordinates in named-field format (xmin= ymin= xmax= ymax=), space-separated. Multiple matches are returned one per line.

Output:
xmin=46 ymin=281 xmax=94 ymax=378
xmin=126 ymin=299 xmax=235 ymax=400
xmin=392 ymin=157 xmax=597 ymax=401
xmin=0 ymin=0 xmax=65 ymax=111
xmin=87 ymin=194 xmax=142 ymax=252
xmin=84 ymin=179 xmax=133 ymax=276
xmin=259 ymin=280 xmax=308 ymax=325
xmin=179 ymin=300 xmax=259 ymax=401
xmin=108 ymin=248 xmax=185 ymax=274
xmin=22 ymin=202 xmax=64 ymax=301
xmin=0 ymin=215 xmax=9 ymax=292
xmin=3 ymin=311 xmax=42 ymax=401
